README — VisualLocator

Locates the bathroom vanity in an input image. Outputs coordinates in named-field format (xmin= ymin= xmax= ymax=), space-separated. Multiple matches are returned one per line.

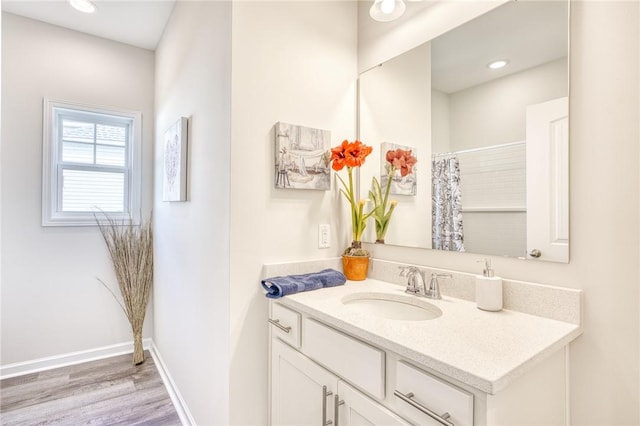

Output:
xmin=267 ymin=276 xmax=582 ymax=426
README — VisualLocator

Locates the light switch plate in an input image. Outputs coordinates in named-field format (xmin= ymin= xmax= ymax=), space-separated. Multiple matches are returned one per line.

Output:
xmin=318 ymin=224 xmax=330 ymax=249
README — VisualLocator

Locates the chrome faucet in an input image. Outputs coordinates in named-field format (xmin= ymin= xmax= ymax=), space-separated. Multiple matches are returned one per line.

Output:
xmin=426 ymin=273 xmax=452 ymax=300
xmin=399 ymin=267 xmax=452 ymax=299
xmin=399 ymin=266 xmax=427 ymax=296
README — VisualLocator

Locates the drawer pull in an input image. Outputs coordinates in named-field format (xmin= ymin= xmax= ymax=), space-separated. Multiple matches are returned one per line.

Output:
xmin=334 ymin=394 xmax=344 ymax=426
xmin=268 ymin=318 xmax=292 ymax=333
xmin=322 ymin=385 xmax=333 ymax=425
xmin=394 ymin=390 xmax=454 ymax=426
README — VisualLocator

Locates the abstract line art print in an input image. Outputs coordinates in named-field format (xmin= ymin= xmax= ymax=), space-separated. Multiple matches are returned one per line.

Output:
xmin=162 ymin=117 xmax=188 ymax=201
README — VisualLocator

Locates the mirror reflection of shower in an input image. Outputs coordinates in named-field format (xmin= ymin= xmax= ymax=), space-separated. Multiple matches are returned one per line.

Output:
xmin=432 ymin=142 xmax=526 ymax=257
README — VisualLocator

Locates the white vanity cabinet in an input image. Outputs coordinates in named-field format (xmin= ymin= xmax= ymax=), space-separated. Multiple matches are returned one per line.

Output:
xmin=269 ymin=298 xmax=571 ymax=426
xmin=269 ymin=303 xmax=471 ymax=426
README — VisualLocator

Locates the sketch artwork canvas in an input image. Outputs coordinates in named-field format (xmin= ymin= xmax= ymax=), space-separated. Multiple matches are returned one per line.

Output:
xmin=162 ymin=117 xmax=188 ymax=201
xmin=274 ymin=122 xmax=331 ymax=190
xmin=381 ymin=142 xmax=417 ymax=196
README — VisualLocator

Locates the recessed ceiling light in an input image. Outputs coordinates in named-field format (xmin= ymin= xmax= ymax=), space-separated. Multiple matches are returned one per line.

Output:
xmin=487 ymin=60 xmax=509 ymax=70
xmin=68 ymin=0 xmax=97 ymax=14
xmin=370 ymin=0 xmax=406 ymax=22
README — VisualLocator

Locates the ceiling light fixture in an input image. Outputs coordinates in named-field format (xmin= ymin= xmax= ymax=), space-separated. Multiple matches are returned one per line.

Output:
xmin=370 ymin=0 xmax=406 ymax=22
xmin=487 ymin=60 xmax=509 ymax=70
xmin=68 ymin=0 xmax=97 ymax=14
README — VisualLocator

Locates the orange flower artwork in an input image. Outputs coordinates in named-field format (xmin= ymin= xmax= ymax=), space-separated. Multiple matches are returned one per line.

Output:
xmin=381 ymin=143 xmax=418 ymax=196
xmin=385 ymin=148 xmax=418 ymax=177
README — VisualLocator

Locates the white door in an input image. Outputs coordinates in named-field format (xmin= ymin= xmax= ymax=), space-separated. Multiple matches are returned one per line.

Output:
xmin=271 ymin=338 xmax=338 ymax=426
xmin=337 ymin=381 xmax=411 ymax=426
xmin=526 ymin=97 xmax=569 ymax=262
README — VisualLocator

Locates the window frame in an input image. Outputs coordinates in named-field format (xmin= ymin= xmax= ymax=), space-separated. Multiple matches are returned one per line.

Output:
xmin=42 ymin=98 xmax=142 ymax=226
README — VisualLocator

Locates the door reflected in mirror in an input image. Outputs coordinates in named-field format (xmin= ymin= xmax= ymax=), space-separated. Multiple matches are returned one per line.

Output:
xmin=358 ymin=0 xmax=569 ymax=262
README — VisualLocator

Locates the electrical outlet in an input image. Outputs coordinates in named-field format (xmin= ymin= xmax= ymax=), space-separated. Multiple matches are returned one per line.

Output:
xmin=318 ymin=224 xmax=330 ymax=249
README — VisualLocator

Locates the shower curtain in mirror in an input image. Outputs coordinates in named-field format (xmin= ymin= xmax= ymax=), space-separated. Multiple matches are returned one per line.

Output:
xmin=432 ymin=157 xmax=465 ymax=252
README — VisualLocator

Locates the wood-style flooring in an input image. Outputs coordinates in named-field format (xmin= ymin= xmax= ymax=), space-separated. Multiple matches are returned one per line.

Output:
xmin=0 ymin=351 xmax=181 ymax=425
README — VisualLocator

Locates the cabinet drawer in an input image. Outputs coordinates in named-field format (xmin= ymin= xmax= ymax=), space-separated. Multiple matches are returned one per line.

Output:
xmin=394 ymin=361 xmax=473 ymax=426
xmin=269 ymin=303 xmax=301 ymax=348
xmin=303 ymin=318 xmax=385 ymax=399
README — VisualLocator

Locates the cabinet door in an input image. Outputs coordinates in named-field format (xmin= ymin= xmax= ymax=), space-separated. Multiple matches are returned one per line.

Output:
xmin=271 ymin=338 xmax=337 ymax=426
xmin=337 ymin=381 xmax=411 ymax=426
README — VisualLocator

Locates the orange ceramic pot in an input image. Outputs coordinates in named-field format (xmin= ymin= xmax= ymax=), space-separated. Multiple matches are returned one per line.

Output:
xmin=342 ymin=255 xmax=369 ymax=281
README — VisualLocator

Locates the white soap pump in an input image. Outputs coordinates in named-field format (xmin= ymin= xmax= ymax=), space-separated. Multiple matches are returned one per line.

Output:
xmin=476 ymin=259 xmax=503 ymax=312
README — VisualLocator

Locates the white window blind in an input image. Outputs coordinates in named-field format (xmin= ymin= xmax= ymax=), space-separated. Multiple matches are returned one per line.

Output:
xmin=43 ymin=99 xmax=142 ymax=226
xmin=61 ymin=169 xmax=125 ymax=212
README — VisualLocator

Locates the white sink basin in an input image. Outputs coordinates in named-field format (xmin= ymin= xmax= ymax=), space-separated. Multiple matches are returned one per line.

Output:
xmin=342 ymin=292 xmax=442 ymax=321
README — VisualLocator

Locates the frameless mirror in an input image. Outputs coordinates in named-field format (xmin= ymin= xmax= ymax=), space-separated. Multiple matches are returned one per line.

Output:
xmin=359 ymin=0 xmax=569 ymax=262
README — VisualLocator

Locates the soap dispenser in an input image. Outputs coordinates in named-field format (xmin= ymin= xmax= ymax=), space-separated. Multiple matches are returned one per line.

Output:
xmin=476 ymin=259 xmax=503 ymax=311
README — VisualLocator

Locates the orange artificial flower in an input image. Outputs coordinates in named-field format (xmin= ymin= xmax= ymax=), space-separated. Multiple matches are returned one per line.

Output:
xmin=331 ymin=140 xmax=373 ymax=171
xmin=330 ymin=139 xmax=374 ymax=253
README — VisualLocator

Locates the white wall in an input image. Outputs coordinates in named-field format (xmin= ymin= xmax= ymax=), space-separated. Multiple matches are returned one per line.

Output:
xmin=360 ymin=1 xmax=640 ymax=424
xmin=0 ymin=13 xmax=155 ymax=365
xmin=1 ymin=12 xmax=3 ymax=342
xmin=566 ymin=4 xmax=639 ymax=422
xmin=153 ymin=2 xmax=231 ymax=425
xmin=230 ymin=2 xmax=357 ymax=424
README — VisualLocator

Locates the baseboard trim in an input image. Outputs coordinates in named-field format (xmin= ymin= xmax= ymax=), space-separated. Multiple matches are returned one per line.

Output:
xmin=148 ymin=341 xmax=196 ymax=426
xmin=0 ymin=338 xmax=153 ymax=379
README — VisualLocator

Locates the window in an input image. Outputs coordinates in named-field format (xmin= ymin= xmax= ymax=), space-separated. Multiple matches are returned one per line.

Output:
xmin=42 ymin=99 xmax=142 ymax=226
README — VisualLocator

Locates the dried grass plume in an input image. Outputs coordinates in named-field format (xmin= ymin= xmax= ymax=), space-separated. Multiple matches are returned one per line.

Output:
xmin=96 ymin=213 xmax=153 ymax=365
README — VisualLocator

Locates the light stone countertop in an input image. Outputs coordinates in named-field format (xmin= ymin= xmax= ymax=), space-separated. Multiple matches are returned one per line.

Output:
xmin=274 ymin=278 xmax=583 ymax=395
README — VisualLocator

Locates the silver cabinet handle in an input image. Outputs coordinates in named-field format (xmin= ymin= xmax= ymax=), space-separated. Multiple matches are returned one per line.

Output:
xmin=268 ymin=318 xmax=291 ymax=333
xmin=334 ymin=394 xmax=344 ymax=426
xmin=322 ymin=385 xmax=333 ymax=426
xmin=394 ymin=390 xmax=454 ymax=426
xmin=529 ymin=249 xmax=542 ymax=258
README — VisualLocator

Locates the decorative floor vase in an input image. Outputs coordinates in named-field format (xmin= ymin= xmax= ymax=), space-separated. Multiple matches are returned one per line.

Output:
xmin=342 ymin=255 xmax=369 ymax=281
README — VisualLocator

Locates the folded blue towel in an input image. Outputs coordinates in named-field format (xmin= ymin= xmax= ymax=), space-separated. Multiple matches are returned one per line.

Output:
xmin=261 ymin=268 xmax=346 ymax=299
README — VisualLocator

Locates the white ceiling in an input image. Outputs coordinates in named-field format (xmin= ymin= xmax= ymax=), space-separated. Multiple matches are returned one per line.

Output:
xmin=1 ymin=0 xmax=176 ymax=50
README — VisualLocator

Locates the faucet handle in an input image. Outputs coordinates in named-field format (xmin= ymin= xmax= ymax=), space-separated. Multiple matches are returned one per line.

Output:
xmin=431 ymin=272 xmax=452 ymax=279
xmin=426 ymin=273 xmax=452 ymax=300
xmin=399 ymin=266 xmax=420 ymax=294
xmin=398 ymin=265 xmax=417 ymax=277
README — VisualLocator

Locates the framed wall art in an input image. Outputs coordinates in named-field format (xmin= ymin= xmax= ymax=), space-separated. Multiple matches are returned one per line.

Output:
xmin=162 ymin=117 xmax=188 ymax=202
xmin=274 ymin=122 xmax=331 ymax=190
xmin=381 ymin=141 xmax=418 ymax=196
